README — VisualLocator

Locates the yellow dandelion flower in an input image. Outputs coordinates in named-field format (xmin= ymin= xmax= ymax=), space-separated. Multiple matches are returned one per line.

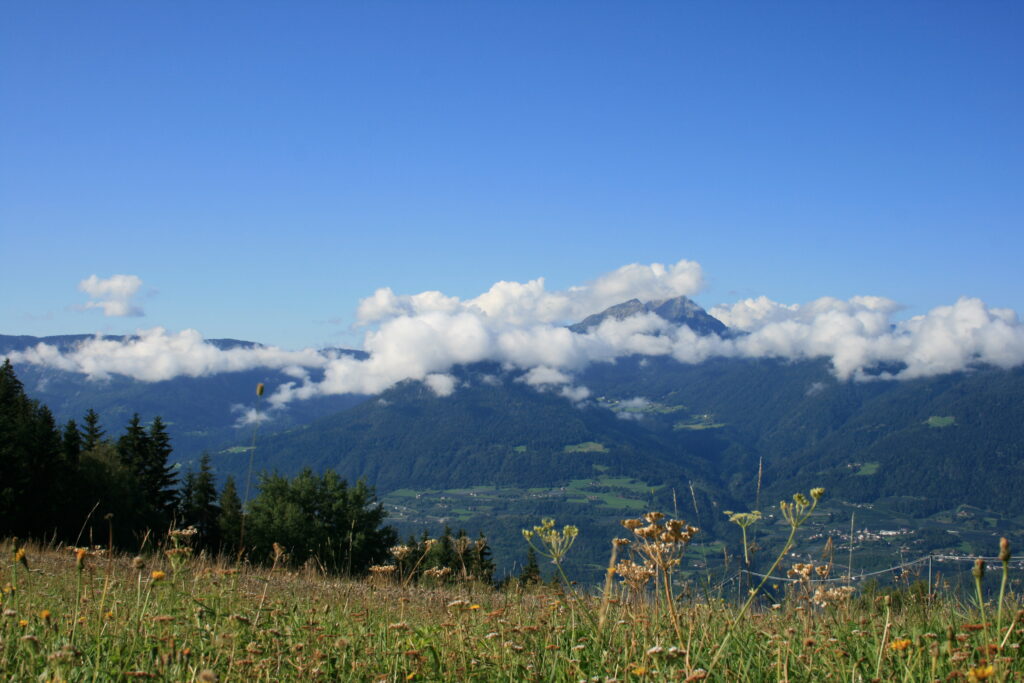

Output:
xmin=470 ymin=604 xmax=481 ymax=610
xmin=889 ymin=638 xmax=912 ymax=651
xmin=151 ymin=570 xmax=167 ymax=582
xmin=39 ymin=610 xmax=51 ymax=622
xmin=18 ymin=619 xmax=28 ymax=627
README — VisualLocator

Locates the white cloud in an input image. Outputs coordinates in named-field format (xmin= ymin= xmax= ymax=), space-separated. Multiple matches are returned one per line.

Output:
xmin=519 ymin=366 xmax=573 ymax=387
xmin=423 ymin=373 xmax=457 ymax=397
xmin=6 ymin=328 xmax=331 ymax=382
xmin=232 ymin=406 xmax=272 ymax=428
xmin=6 ymin=261 xmax=1024 ymax=409
xmin=79 ymin=274 xmax=146 ymax=317
xmin=357 ymin=258 xmax=705 ymax=326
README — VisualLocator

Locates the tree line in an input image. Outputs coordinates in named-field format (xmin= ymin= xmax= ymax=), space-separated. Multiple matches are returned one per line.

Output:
xmin=0 ymin=360 xmax=403 ymax=575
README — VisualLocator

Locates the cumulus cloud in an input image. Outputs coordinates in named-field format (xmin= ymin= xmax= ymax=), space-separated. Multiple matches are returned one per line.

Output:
xmin=232 ymin=406 xmax=272 ymax=428
xmin=6 ymin=261 xmax=1024 ymax=410
xmin=79 ymin=274 xmax=146 ymax=317
xmin=423 ymin=373 xmax=457 ymax=397
xmin=357 ymin=259 xmax=705 ymax=326
xmin=6 ymin=328 xmax=331 ymax=382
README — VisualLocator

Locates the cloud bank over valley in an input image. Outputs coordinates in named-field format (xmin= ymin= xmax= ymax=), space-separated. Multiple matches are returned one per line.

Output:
xmin=6 ymin=260 xmax=1024 ymax=410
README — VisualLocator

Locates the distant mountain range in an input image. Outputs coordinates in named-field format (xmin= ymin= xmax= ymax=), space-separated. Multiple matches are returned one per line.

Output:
xmin=4 ymin=298 xmax=1024 ymax=577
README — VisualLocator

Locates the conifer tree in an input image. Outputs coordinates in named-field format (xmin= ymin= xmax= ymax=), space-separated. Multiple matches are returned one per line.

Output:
xmin=62 ymin=419 xmax=82 ymax=466
xmin=218 ymin=476 xmax=243 ymax=555
xmin=520 ymin=546 xmax=541 ymax=585
xmin=182 ymin=453 xmax=220 ymax=550
xmin=146 ymin=416 xmax=178 ymax=519
xmin=117 ymin=413 xmax=150 ymax=476
xmin=81 ymin=408 xmax=105 ymax=451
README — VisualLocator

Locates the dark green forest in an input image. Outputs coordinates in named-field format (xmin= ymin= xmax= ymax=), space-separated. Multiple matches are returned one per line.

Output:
xmin=1 ymin=359 xmax=496 ymax=580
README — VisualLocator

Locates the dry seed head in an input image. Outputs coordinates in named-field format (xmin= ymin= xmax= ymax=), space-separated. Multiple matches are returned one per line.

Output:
xmin=132 ymin=556 xmax=145 ymax=570
xmin=644 ymin=511 xmax=664 ymax=523
xmin=1000 ymin=537 xmax=1011 ymax=563
xmin=621 ymin=519 xmax=643 ymax=531
xmin=972 ymin=558 xmax=985 ymax=580
xmin=423 ymin=566 xmax=451 ymax=578
xmin=787 ymin=563 xmax=813 ymax=581
xmin=390 ymin=545 xmax=412 ymax=561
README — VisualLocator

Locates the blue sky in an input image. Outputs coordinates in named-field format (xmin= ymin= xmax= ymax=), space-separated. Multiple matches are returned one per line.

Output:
xmin=2 ymin=1 xmax=1021 ymax=350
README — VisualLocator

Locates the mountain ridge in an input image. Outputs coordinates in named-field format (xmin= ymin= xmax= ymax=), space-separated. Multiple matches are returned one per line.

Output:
xmin=568 ymin=295 xmax=728 ymax=336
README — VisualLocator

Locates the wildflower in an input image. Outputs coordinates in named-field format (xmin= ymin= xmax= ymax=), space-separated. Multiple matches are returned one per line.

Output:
xmin=150 ymin=570 xmax=167 ymax=582
xmin=811 ymin=585 xmax=855 ymax=608
xmin=889 ymin=638 xmax=912 ymax=651
xmin=39 ymin=609 xmax=51 ymax=623
xmin=422 ymin=566 xmax=451 ymax=579
xmin=75 ymin=548 xmax=88 ymax=571
xmin=968 ymin=665 xmax=995 ymax=681
xmin=615 ymin=559 xmax=656 ymax=592
xmin=787 ymin=563 xmax=813 ymax=581
xmin=999 ymin=537 xmax=1011 ymax=563
xmin=522 ymin=518 xmax=579 ymax=562
xmin=390 ymin=545 xmax=412 ymax=561
xmin=14 ymin=547 xmax=28 ymax=569
xmin=972 ymin=558 xmax=985 ymax=580
xmin=19 ymin=619 xmax=29 ymax=627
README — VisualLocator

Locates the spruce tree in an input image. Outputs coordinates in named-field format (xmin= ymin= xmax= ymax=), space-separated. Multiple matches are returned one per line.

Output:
xmin=81 ymin=408 xmax=105 ymax=451
xmin=183 ymin=453 xmax=220 ymax=550
xmin=146 ymin=416 xmax=178 ymax=520
xmin=520 ymin=546 xmax=541 ymax=585
xmin=62 ymin=419 xmax=82 ymax=466
xmin=218 ymin=476 xmax=243 ymax=556
xmin=117 ymin=414 xmax=150 ymax=476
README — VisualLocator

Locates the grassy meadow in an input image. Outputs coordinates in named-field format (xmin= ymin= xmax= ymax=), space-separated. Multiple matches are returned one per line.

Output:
xmin=2 ymin=506 xmax=1023 ymax=682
